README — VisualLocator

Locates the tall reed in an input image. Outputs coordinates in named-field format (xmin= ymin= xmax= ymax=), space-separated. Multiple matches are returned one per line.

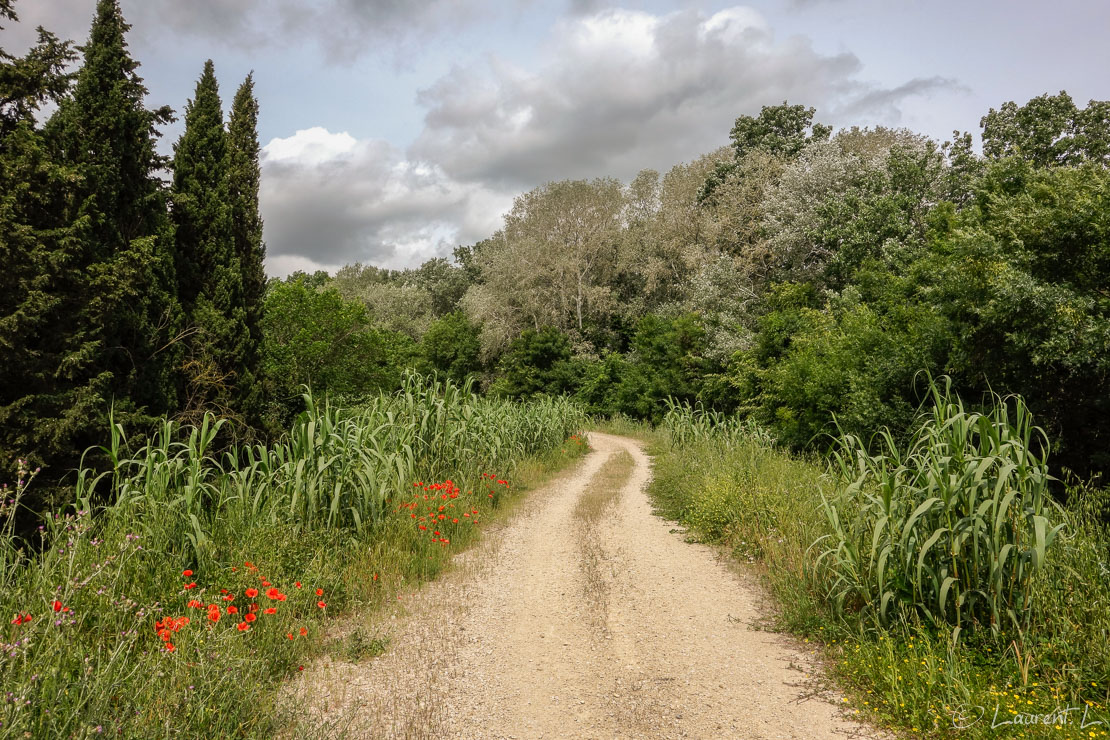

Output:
xmin=72 ymin=373 xmax=585 ymax=566
xmin=819 ymin=377 xmax=1064 ymax=637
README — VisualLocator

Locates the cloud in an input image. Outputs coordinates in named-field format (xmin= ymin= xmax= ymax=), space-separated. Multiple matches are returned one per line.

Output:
xmin=259 ymin=128 xmax=512 ymax=275
xmin=123 ymin=0 xmax=510 ymax=63
xmin=831 ymin=76 xmax=966 ymax=122
xmin=6 ymin=0 xmax=512 ymax=62
xmin=410 ymin=6 xmax=960 ymax=188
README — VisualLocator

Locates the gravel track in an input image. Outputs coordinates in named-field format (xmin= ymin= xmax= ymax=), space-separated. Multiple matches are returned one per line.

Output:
xmin=290 ymin=432 xmax=883 ymax=739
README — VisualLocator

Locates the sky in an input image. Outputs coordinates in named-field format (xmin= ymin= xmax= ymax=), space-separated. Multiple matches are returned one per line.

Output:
xmin=6 ymin=0 xmax=1109 ymax=277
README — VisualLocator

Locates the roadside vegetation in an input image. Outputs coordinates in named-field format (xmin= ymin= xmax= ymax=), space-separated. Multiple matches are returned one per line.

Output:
xmin=0 ymin=375 xmax=586 ymax=737
xmin=652 ymin=384 xmax=1110 ymax=738
xmin=4 ymin=0 xmax=1110 ymax=736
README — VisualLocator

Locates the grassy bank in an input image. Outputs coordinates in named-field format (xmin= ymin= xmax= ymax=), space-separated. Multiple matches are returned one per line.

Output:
xmin=0 ymin=377 xmax=587 ymax=738
xmin=650 ymin=396 xmax=1110 ymax=739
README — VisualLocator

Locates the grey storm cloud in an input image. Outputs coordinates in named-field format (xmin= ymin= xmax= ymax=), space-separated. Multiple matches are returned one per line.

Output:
xmin=408 ymin=7 xmax=961 ymax=189
xmin=258 ymin=130 xmax=510 ymax=269
xmin=4 ymin=0 xmax=514 ymax=61
xmin=127 ymin=0 xmax=515 ymax=63
xmin=831 ymin=76 xmax=967 ymax=123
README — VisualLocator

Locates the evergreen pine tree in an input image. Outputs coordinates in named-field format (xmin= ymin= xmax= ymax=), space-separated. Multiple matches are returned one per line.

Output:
xmin=172 ymin=60 xmax=249 ymax=421
xmin=0 ymin=5 xmax=80 ymax=488
xmin=227 ymin=73 xmax=266 ymax=424
xmin=47 ymin=0 xmax=182 ymax=430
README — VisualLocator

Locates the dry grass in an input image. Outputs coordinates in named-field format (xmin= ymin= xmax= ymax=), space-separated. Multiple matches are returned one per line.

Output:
xmin=573 ymin=450 xmax=633 ymax=629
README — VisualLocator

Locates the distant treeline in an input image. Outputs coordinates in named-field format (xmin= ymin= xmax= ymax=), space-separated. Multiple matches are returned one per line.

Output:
xmin=271 ymin=94 xmax=1110 ymax=484
xmin=4 ymin=0 xmax=1110 ymax=501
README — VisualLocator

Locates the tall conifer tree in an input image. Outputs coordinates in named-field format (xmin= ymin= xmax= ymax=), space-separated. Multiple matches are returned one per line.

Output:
xmin=0 ymin=3 xmax=80 ymax=486
xmin=227 ymin=73 xmax=266 ymax=423
xmin=52 ymin=0 xmax=181 ymax=416
xmin=2 ymin=0 xmax=179 ymax=487
xmin=172 ymin=60 xmax=249 ymax=420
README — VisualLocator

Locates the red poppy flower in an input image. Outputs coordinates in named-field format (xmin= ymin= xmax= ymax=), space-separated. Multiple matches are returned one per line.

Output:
xmin=245 ymin=588 xmax=258 ymax=599
xmin=249 ymin=604 xmax=259 ymax=613
xmin=294 ymin=582 xmax=301 ymax=589
xmin=266 ymin=587 xmax=280 ymax=600
xmin=237 ymin=622 xmax=249 ymax=631
xmin=317 ymin=601 xmax=326 ymax=609
xmin=183 ymin=582 xmax=197 ymax=590
xmin=227 ymin=605 xmax=238 ymax=615
xmin=182 ymin=569 xmax=193 ymax=577
xmin=372 ymin=573 xmax=378 ymax=581
xmin=287 ymin=633 xmax=294 ymax=640
xmin=261 ymin=580 xmax=271 ymax=587
xmin=52 ymin=600 xmax=62 ymax=613
xmin=277 ymin=593 xmax=287 ymax=602
xmin=315 ymin=588 xmax=323 ymax=596
xmin=299 ymin=627 xmax=308 ymax=636
xmin=165 ymin=643 xmax=175 ymax=652
xmin=207 ymin=609 xmax=220 ymax=623
xmin=244 ymin=613 xmax=256 ymax=623
xmin=187 ymin=600 xmax=203 ymax=609
xmin=264 ymin=607 xmax=277 ymax=615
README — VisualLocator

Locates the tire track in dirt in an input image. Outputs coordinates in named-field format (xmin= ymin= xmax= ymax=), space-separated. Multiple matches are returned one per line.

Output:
xmin=287 ymin=432 xmax=883 ymax=739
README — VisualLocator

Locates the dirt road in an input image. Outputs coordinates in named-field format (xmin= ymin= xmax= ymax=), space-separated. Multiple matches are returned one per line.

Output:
xmin=291 ymin=432 xmax=880 ymax=739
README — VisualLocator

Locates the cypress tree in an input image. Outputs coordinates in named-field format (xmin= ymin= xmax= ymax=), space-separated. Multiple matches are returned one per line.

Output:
xmin=49 ymin=0 xmax=182 ymax=423
xmin=0 ymin=5 xmax=80 ymax=490
xmin=227 ymin=73 xmax=266 ymax=424
xmin=172 ymin=60 xmax=249 ymax=421
xmin=4 ymin=0 xmax=184 ymax=495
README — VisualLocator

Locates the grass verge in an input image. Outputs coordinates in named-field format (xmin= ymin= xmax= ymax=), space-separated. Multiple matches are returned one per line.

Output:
xmin=574 ymin=449 xmax=633 ymax=628
xmin=649 ymin=434 xmax=1110 ymax=739
xmin=0 ymin=429 xmax=589 ymax=738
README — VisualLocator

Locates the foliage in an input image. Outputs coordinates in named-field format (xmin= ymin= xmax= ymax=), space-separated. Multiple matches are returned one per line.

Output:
xmin=576 ymin=313 xmax=717 ymax=421
xmin=821 ymin=378 xmax=1063 ymax=634
xmin=930 ymin=158 xmax=1110 ymax=477
xmin=734 ymin=281 xmax=952 ymax=450
xmin=3 ymin=0 xmax=182 ymax=497
xmin=653 ymin=395 xmax=1110 ymax=739
xmin=0 ymin=376 xmax=585 ymax=737
xmin=729 ymin=101 xmax=832 ymax=161
xmin=260 ymin=278 xmax=414 ymax=425
xmin=981 ymin=91 xmax=1110 ymax=167
xmin=489 ymin=326 xmax=581 ymax=400
xmin=462 ymin=178 xmax=625 ymax=356
xmin=172 ymin=60 xmax=250 ymax=424
xmin=227 ymin=73 xmax=266 ymax=425
xmin=418 ymin=311 xmax=482 ymax=384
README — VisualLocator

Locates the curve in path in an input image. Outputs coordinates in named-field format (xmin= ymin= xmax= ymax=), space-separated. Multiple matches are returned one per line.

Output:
xmin=290 ymin=432 xmax=882 ymax=739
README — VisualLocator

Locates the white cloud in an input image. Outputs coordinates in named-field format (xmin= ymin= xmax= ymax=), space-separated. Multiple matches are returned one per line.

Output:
xmin=410 ymin=5 xmax=959 ymax=188
xmin=264 ymin=253 xmax=343 ymax=279
xmin=259 ymin=128 xmax=513 ymax=274
xmin=264 ymin=127 xmax=360 ymax=165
